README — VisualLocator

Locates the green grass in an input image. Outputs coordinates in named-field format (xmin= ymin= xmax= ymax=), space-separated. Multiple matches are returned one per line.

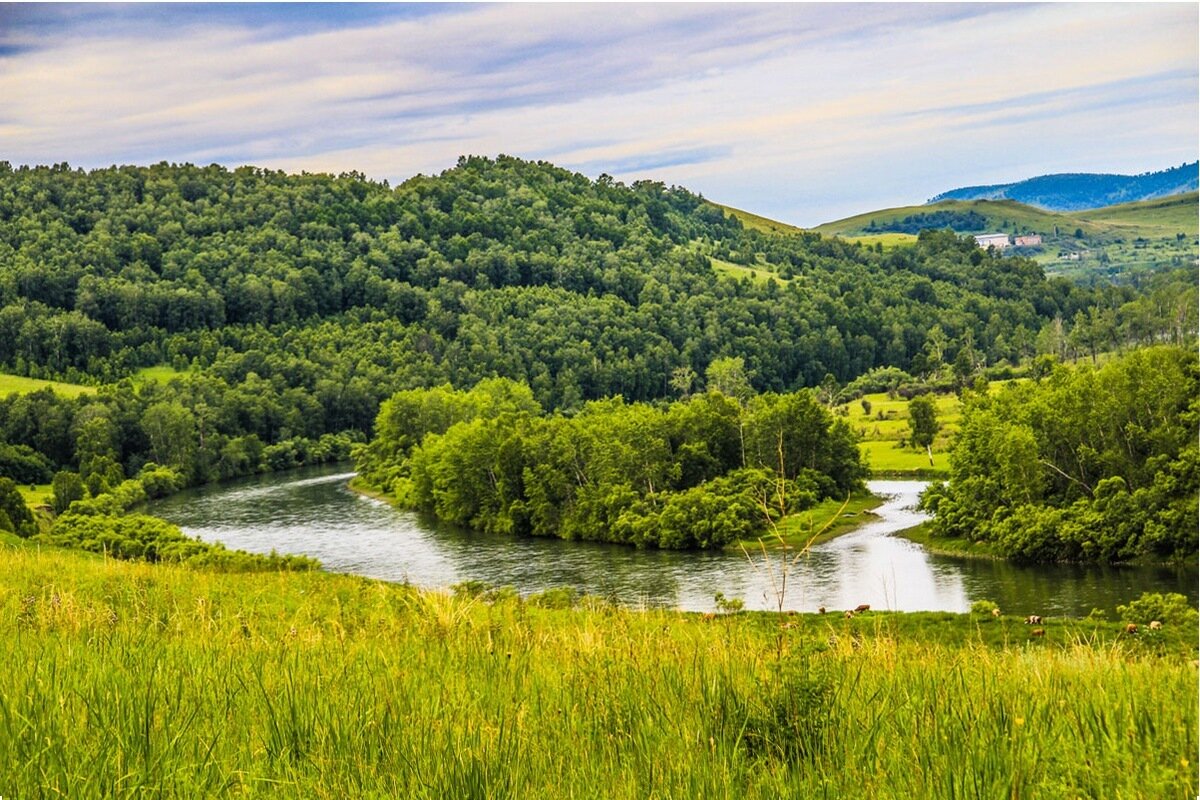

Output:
xmin=895 ymin=520 xmax=1002 ymax=559
xmin=131 ymin=365 xmax=187 ymax=384
xmin=712 ymin=202 xmax=807 ymax=236
xmin=840 ymin=381 xmax=1026 ymax=477
xmin=710 ymin=256 xmax=792 ymax=286
xmin=0 ymin=372 xmax=94 ymax=398
xmin=1 ymin=545 xmax=1194 ymax=798
xmin=732 ymin=491 xmax=884 ymax=551
xmin=839 ymin=390 xmax=964 ymax=476
xmin=837 ymin=232 xmax=919 ymax=250
xmin=1076 ymin=191 xmax=1199 ymax=237
xmin=814 ymin=193 xmax=1199 ymax=242
xmin=18 ymin=482 xmax=52 ymax=509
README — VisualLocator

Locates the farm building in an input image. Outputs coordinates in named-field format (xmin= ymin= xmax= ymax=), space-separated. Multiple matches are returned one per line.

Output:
xmin=973 ymin=233 xmax=1010 ymax=249
xmin=1015 ymin=234 xmax=1043 ymax=246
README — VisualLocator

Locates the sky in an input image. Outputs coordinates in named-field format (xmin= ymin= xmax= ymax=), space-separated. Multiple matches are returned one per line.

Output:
xmin=0 ymin=3 xmax=1196 ymax=226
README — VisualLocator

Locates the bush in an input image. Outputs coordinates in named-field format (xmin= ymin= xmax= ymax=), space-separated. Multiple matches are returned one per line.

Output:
xmin=970 ymin=599 xmax=999 ymax=617
xmin=1116 ymin=592 xmax=1197 ymax=626
xmin=529 ymin=587 xmax=579 ymax=609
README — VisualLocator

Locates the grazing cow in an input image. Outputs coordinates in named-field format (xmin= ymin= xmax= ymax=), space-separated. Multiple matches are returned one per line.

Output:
xmin=818 ymin=606 xmax=826 ymax=615
xmin=844 ymin=610 xmax=854 ymax=619
xmin=1024 ymin=615 xmax=1042 ymax=625
xmin=854 ymin=604 xmax=871 ymax=614
xmin=1124 ymin=623 xmax=1138 ymax=635
xmin=1031 ymin=628 xmax=1045 ymax=637
xmin=991 ymin=608 xmax=1001 ymax=618
xmin=702 ymin=613 xmax=715 ymax=622
xmin=1149 ymin=620 xmax=1162 ymax=631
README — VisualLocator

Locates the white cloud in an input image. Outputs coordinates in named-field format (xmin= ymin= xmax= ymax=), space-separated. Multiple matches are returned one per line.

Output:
xmin=0 ymin=3 xmax=1194 ymax=225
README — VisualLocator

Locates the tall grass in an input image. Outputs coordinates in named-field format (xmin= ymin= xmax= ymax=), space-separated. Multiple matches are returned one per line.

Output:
xmin=1 ymin=547 xmax=1195 ymax=798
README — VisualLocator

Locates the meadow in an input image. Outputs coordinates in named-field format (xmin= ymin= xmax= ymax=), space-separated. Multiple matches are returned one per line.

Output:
xmin=839 ymin=390 xmax=965 ymax=476
xmin=0 ymin=372 xmax=94 ymax=398
xmin=1 ymin=542 xmax=1194 ymax=799
xmin=709 ymin=255 xmax=794 ymax=286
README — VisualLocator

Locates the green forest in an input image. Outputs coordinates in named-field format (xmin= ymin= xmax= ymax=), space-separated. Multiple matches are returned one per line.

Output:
xmin=920 ymin=346 xmax=1197 ymax=562
xmin=355 ymin=370 xmax=863 ymax=549
xmin=0 ymin=155 xmax=1196 ymax=562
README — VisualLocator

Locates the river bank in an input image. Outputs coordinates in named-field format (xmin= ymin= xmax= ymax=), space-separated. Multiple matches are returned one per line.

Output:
xmin=150 ymin=466 xmax=1197 ymax=615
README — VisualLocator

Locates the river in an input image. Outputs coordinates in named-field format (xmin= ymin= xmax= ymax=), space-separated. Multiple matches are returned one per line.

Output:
xmin=151 ymin=465 xmax=1198 ymax=616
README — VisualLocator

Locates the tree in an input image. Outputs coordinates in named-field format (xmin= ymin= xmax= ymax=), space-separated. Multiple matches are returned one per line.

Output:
xmin=141 ymin=401 xmax=197 ymax=475
xmin=705 ymin=357 xmax=752 ymax=404
xmin=907 ymin=395 xmax=939 ymax=466
xmin=669 ymin=366 xmax=696 ymax=398
xmin=51 ymin=470 xmax=85 ymax=515
xmin=0 ymin=477 xmax=35 ymax=536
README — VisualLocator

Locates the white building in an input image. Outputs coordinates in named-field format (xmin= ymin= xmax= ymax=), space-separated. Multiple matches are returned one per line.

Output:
xmin=974 ymin=233 xmax=1010 ymax=249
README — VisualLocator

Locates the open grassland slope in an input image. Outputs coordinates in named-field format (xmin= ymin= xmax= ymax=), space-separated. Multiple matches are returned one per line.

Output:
xmin=1075 ymin=191 xmax=1200 ymax=237
xmin=0 ymin=372 xmax=94 ymax=398
xmin=815 ymin=193 xmax=1198 ymax=242
xmin=1 ymin=545 xmax=1195 ymax=799
xmin=712 ymin=202 xmax=807 ymax=236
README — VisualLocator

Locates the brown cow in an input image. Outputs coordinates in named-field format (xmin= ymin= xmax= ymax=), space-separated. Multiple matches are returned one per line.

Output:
xmin=818 ymin=606 xmax=826 ymax=615
xmin=1124 ymin=623 xmax=1138 ymax=635
xmin=853 ymin=604 xmax=871 ymax=614
xmin=1030 ymin=628 xmax=1045 ymax=637
xmin=991 ymin=608 xmax=1001 ymax=618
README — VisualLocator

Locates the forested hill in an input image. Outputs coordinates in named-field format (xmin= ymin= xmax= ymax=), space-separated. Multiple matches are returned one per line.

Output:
xmin=0 ymin=155 xmax=1194 ymax=494
xmin=928 ymin=162 xmax=1198 ymax=211
xmin=0 ymin=155 xmax=1116 ymax=402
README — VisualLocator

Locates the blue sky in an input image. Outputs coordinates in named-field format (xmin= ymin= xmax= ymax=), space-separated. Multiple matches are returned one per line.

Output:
xmin=0 ymin=3 xmax=1195 ymax=225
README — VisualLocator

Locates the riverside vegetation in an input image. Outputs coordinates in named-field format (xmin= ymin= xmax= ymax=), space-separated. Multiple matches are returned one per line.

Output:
xmin=1 ymin=540 xmax=1196 ymax=799
xmin=921 ymin=346 xmax=1197 ymax=563
xmin=353 ymin=370 xmax=865 ymax=549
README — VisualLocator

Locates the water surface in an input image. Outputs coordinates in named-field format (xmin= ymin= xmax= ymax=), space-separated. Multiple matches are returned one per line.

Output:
xmin=152 ymin=465 xmax=1197 ymax=616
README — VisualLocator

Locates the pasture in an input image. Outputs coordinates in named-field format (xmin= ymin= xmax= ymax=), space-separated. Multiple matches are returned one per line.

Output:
xmin=1 ymin=544 xmax=1194 ymax=799
xmin=0 ymin=372 xmax=94 ymax=398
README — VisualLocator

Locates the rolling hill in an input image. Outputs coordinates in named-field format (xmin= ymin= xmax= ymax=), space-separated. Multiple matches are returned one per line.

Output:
xmin=813 ymin=192 xmax=1198 ymax=241
xmin=929 ymin=162 xmax=1198 ymax=211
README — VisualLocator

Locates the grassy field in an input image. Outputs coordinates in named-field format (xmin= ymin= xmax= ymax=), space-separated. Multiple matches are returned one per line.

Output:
xmin=838 ymin=232 xmax=919 ymax=250
xmin=0 ymin=372 xmax=94 ymax=398
xmin=18 ymin=482 xmax=52 ymax=509
xmin=839 ymin=390 xmax=964 ymax=476
xmin=732 ymin=491 xmax=884 ymax=552
xmin=710 ymin=256 xmax=793 ymax=286
xmin=131 ymin=365 xmax=188 ymax=384
xmin=814 ymin=193 xmax=1198 ymax=242
xmin=713 ymin=202 xmax=807 ymax=236
xmin=1076 ymin=191 xmax=1200 ymax=237
xmin=0 ymin=544 xmax=1194 ymax=799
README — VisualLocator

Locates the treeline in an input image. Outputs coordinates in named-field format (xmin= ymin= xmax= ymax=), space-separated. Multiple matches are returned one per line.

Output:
xmin=865 ymin=210 xmax=990 ymax=234
xmin=356 ymin=373 xmax=865 ymax=549
xmin=0 ymin=373 xmax=361 ymax=510
xmin=921 ymin=346 xmax=1198 ymax=563
xmin=0 ymin=462 xmax=317 ymax=571
xmin=0 ymin=156 xmax=1147 ymax=408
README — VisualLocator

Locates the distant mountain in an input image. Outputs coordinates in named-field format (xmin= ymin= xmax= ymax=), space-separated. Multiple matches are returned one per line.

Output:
xmin=928 ymin=162 xmax=1198 ymax=211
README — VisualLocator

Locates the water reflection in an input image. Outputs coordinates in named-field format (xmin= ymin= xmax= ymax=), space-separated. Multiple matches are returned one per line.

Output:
xmin=151 ymin=465 xmax=1198 ymax=616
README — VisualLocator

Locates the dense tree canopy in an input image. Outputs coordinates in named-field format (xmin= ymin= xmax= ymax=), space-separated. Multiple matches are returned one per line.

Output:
xmin=357 ymin=378 xmax=865 ymax=549
xmin=0 ymin=155 xmax=1146 ymax=406
xmin=921 ymin=346 xmax=1198 ymax=563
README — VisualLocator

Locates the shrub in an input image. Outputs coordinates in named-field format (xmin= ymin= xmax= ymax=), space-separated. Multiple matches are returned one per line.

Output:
xmin=1116 ymin=592 xmax=1197 ymax=626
